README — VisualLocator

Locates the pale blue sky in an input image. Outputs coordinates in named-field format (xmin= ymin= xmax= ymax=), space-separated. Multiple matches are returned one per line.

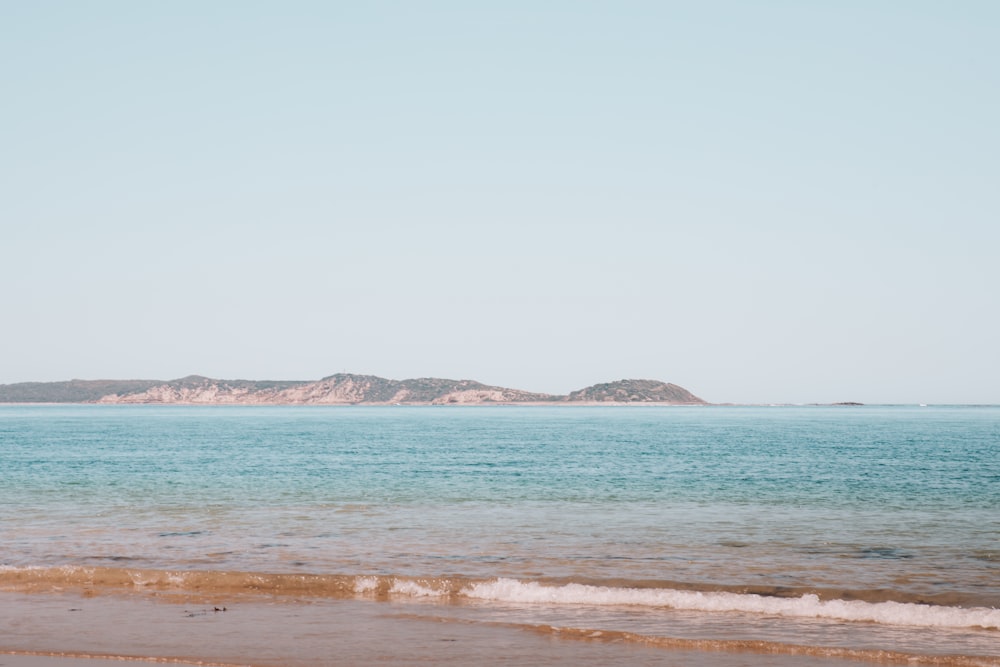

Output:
xmin=2 ymin=1 xmax=997 ymax=403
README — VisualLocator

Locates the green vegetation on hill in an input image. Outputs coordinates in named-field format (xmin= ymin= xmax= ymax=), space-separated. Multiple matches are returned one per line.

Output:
xmin=566 ymin=379 xmax=705 ymax=404
xmin=164 ymin=375 xmax=310 ymax=391
xmin=0 ymin=379 xmax=162 ymax=403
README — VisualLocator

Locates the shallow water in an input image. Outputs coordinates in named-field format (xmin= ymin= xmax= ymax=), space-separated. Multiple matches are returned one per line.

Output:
xmin=1 ymin=405 xmax=998 ymax=664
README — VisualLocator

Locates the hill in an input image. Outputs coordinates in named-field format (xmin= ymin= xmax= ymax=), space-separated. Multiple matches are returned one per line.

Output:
xmin=0 ymin=379 xmax=164 ymax=403
xmin=0 ymin=375 xmax=706 ymax=405
xmin=565 ymin=379 xmax=705 ymax=404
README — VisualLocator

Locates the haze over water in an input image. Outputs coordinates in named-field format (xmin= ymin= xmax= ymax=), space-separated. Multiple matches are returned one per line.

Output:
xmin=2 ymin=405 xmax=998 ymax=664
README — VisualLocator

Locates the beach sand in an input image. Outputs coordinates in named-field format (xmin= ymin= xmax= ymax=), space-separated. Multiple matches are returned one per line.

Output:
xmin=0 ymin=591 xmax=923 ymax=667
xmin=1 ymin=658 xmax=179 ymax=667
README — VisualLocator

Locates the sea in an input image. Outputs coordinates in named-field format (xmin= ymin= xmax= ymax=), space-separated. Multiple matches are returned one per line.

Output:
xmin=1 ymin=404 xmax=998 ymax=666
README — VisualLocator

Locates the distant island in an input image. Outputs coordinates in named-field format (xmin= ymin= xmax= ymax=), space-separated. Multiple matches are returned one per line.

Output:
xmin=0 ymin=375 xmax=707 ymax=405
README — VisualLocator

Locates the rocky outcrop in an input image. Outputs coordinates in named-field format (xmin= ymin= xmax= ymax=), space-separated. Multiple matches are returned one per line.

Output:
xmin=1 ymin=374 xmax=706 ymax=405
xmin=93 ymin=374 xmax=557 ymax=405
xmin=96 ymin=375 xmax=308 ymax=404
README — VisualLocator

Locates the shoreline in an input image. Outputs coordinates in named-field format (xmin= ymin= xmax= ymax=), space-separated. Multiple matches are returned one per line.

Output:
xmin=4 ymin=564 xmax=996 ymax=609
xmin=0 ymin=654 xmax=238 ymax=667
xmin=4 ymin=592 xmax=996 ymax=667
xmin=6 ymin=401 xmax=997 ymax=407
xmin=0 ymin=401 xmax=710 ymax=407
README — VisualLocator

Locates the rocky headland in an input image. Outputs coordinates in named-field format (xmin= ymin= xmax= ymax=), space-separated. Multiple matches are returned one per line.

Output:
xmin=0 ymin=374 xmax=706 ymax=405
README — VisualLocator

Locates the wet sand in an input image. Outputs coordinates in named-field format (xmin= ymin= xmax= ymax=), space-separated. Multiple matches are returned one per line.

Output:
xmin=2 ymin=591 xmax=948 ymax=667
xmin=1 ymin=658 xmax=195 ymax=667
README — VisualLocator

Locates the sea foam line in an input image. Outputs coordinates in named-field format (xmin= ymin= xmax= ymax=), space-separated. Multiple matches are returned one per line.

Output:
xmin=4 ymin=565 xmax=997 ymax=630
xmin=459 ymin=579 xmax=1000 ymax=630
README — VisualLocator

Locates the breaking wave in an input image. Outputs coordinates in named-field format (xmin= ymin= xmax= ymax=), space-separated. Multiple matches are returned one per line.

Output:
xmin=462 ymin=578 xmax=1000 ymax=630
xmin=2 ymin=566 xmax=998 ymax=631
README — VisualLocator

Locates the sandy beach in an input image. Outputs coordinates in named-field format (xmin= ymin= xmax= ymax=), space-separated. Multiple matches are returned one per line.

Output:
xmin=4 ymin=590 xmax=967 ymax=667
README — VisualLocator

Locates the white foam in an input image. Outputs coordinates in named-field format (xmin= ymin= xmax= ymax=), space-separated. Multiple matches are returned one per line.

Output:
xmin=126 ymin=570 xmax=153 ymax=586
xmin=166 ymin=572 xmax=187 ymax=586
xmin=353 ymin=576 xmax=379 ymax=593
xmin=461 ymin=579 xmax=1000 ymax=630
xmin=389 ymin=579 xmax=448 ymax=598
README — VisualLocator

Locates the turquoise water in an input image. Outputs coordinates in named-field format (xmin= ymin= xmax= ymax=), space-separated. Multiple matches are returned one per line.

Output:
xmin=5 ymin=404 xmax=997 ymax=505
xmin=2 ymin=405 xmax=999 ymax=660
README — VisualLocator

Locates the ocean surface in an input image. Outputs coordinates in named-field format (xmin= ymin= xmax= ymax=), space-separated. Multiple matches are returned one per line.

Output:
xmin=1 ymin=405 xmax=998 ymax=665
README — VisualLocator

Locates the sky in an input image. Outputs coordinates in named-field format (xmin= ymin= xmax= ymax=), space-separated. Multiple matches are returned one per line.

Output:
xmin=2 ymin=1 xmax=998 ymax=404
